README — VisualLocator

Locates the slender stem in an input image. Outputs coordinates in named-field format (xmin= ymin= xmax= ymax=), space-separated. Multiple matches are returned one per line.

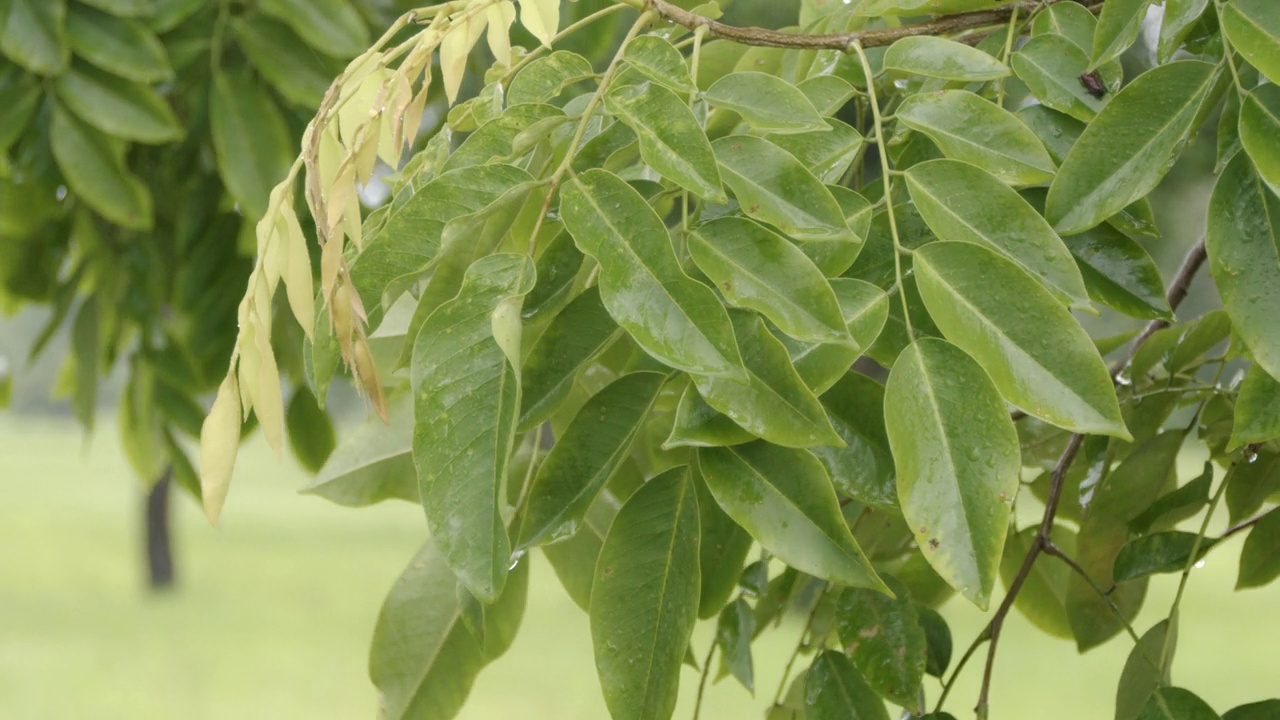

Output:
xmin=1042 ymin=542 xmax=1152 ymax=660
xmin=1110 ymin=238 xmax=1208 ymax=378
xmin=771 ymin=585 xmax=826 ymax=707
xmin=1222 ymin=510 xmax=1268 ymax=540
xmin=1215 ymin=1 xmax=1248 ymax=97
xmin=618 ymin=0 xmax=1103 ymax=51
xmin=682 ymin=26 xmax=708 ymax=238
xmin=691 ymin=639 xmax=717 ymax=720
xmin=934 ymin=627 xmax=990 ymax=712
xmin=1159 ymin=459 xmax=1237 ymax=675
xmin=852 ymin=41 xmax=913 ymax=341
xmin=995 ymin=6 xmax=1020 ymax=106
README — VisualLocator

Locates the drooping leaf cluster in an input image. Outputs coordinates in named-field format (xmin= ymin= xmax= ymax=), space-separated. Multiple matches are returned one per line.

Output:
xmin=0 ymin=0 xmax=417 ymax=490
xmin=189 ymin=0 xmax=1280 ymax=717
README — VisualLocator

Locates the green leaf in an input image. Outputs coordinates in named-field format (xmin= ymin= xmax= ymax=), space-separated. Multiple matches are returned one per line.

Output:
xmin=54 ymin=62 xmax=181 ymax=144
xmin=411 ymin=254 xmax=536 ymax=603
xmin=713 ymin=135 xmax=851 ymax=241
xmin=543 ymin=488 xmax=621 ymax=611
xmin=258 ymin=0 xmax=369 ymax=58
xmin=1130 ymin=462 xmax=1212 ymax=535
xmin=664 ymin=381 xmax=757 ymax=449
xmin=1117 ymin=620 xmax=1175 ymax=720
xmin=694 ymin=463 xmax=753 ymax=618
xmin=232 ymin=16 xmax=340 ymax=108
xmin=916 ymin=605 xmax=952 ymax=678
xmin=1000 ymin=524 xmax=1076 ymax=638
xmin=691 ymin=217 xmax=847 ymax=344
xmin=786 ymin=278 xmax=888 ymax=395
xmin=697 ymin=442 xmax=888 ymax=592
xmin=0 ymin=70 xmax=40 ymax=154
xmin=912 ymin=242 xmax=1129 ymax=439
xmin=1224 ymin=701 xmax=1280 ymax=720
xmin=1166 ymin=309 xmax=1231 ymax=374
xmin=1013 ymin=34 xmax=1108 ymax=122
xmin=369 ymin=541 xmax=528 ymax=720
xmin=767 ymin=119 xmax=863 ymax=184
xmin=0 ymin=0 xmax=68 ymax=75
xmin=605 ymin=82 xmax=726 ymax=203
xmin=50 ymin=103 xmax=152 ymax=230
xmin=516 ymin=372 xmax=666 ymax=549
xmin=1159 ymin=0 xmax=1211 ymax=63
xmin=1221 ymin=0 xmax=1280 ymax=85
xmin=302 ymin=397 xmax=416 ymax=507
xmin=1068 ymin=517 xmax=1149 ymax=651
xmin=905 ymin=159 xmax=1090 ymax=309
xmin=65 ymin=4 xmax=172 ymax=83
xmin=1239 ymin=84 xmax=1280 ymax=196
xmin=704 ymin=71 xmax=828 ymax=133
xmin=1231 ymin=366 xmax=1280 ymax=450
xmin=1207 ymin=153 xmax=1280 ymax=381
xmin=561 ymin=169 xmax=745 ymax=378
xmin=507 ymin=51 xmax=595 ymax=105
xmin=285 ymin=388 xmax=335 ymax=474
xmin=1238 ymin=506 xmax=1280 ymax=589
xmin=354 ymin=165 xmax=533 ymax=321
xmin=798 ymin=75 xmax=857 ymax=116
xmin=1114 ymin=532 xmax=1216 ymax=582
xmin=78 ymin=0 xmax=151 ymax=15
xmin=148 ymin=0 xmax=204 ymax=33
xmin=692 ymin=311 xmax=844 ymax=448
xmin=523 ymin=228 xmax=584 ymax=322
xmin=1091 ymin=0 xmax=1153 ymax=70
xmin=716 ymin=597 xmax=755 ymax=691
xmin=1136 ymin=688 xmax=1220 ymax=720
xmin=444 ymin=103 xmax=566 ymax=172
xmin=894 ymin=90 xmax=1055 ymax=186
xmin=623 ymin=36 xmax=696 ymax=93
xmin=834 ymin=579 xmax=926 ymax=712
xmin=1091 ymin=431 xmax=1184 ymax=523
xmin=1226 ymin=450 xmax=1280 ymax=524
xmin=591 ymin=467 xmax=700 ymax=720
xmin=209 ymin=69 xmax=292 ymax=220
xmin=814 ymin=372 xmax=897 ymax=511
xmin=519 ymin=287 xmax=620 ymax=430
xmin=883 ymin=36 xmax=1010 ymax=82
xmin=852 ymin=0 xmax=1015 ymax=15
xmin=804 ymin=650 xmax=890 ymax=720
xmin=1045 ymin=60 xmax=1218 ymax=234
xmin=1061 ymin=221 xmax=1172 ymax=320
xmin=884 ymin=338 xmax=1020 ymax=609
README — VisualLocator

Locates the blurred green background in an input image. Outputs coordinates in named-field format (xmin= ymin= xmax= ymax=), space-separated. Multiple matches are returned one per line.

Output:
xmin=1 ymin=413 xmax=1277 ymax=719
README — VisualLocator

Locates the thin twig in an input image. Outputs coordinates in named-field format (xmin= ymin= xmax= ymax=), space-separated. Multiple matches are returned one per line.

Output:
xmin=622 ymin=0 xmax=1103 ymax=51
xmin=1111 ymin=238 xmax=1209 ymax=378
xmin=1222 ymin=509 xmax=1269 ymax=540
xmin=691 ymin=639 xmax=717 ymax=720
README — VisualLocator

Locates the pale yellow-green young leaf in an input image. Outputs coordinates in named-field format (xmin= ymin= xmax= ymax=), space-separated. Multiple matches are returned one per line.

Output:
xmin=326 ymin=164 xmax=356 ymax=239
xmin=282 ymin=207 xmax=315 ymax=339
xmin=253 ymin=314 xmax=286 ymax=455
xmin=342 ymin=177 xmax=364 ymax=250
xmin=487 ymin=1 xmax=517 ymax=68
xmin=336 ymin=57 xmax=388 ymax=148
xmin=442 ymin=12 xmax=488 ymax=104
xmin=491 ymin=295 xmax=524 ymax=371
xmin=518 ymin=0 xmax=560 ymax=47
xmin=320 ymin=235 xmax=344 ymax=310
xmin=237 ymin=320 xmax=263 ymax=418
xmin=353 ymin=120 xmax=381 ymax=185
xmin=200 ymin=375 xmax=242 ymax=526
xmin=379 ymin=73 xmax=413 ymax=166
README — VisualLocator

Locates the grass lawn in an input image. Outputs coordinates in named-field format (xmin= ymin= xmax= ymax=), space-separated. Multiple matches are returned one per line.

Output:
xmin=1 ymin=415 xmax=1276 ymax=719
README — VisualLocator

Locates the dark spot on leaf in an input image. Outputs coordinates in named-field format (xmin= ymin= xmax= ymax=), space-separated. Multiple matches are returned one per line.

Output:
xmin=601 ymin=566 xmax=614 ymax=579
xmin=929 ymin=538 xmax=940 ymax=549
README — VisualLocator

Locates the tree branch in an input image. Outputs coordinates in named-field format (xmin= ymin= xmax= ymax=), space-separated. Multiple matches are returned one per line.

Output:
xmin=623 ymin=0 xmax=1103 ymax=51
xmin=968 ymin=236 xmax=1210 ymax=717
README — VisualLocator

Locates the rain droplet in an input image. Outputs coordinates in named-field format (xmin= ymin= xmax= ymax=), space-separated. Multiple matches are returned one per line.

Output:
xmin=1115 ymin=370 xmax=1133 ymax=387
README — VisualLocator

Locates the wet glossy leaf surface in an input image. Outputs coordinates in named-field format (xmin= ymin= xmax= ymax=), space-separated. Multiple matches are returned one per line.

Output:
xmin=713 ymin=135 xmax=851 ymax=241
xmin=691 ymin=217 xmax=847 ymax=344
xmin=883 ymin=35 xmax=1010 ymax=81
xmin=411 ymin=254 xmax=536 ymax=602
xmin=905 ymin=158 xmax=1089 ymax=308
xmin=517 ymin=372 xmax=666 ymax=549
xmin=1206 ymin=154 xmax=1280 ymax=380
xmin=698 ymin=442 xmax=887 ymax=591
xmin=1013 ymin=34 xmax=1107 ymax=122
xmin=885 ymin=338 xmax=1020 ymax=608
xmin=834 ymin=579 xmax=926 ymax=712
xmin=1114 ymin=531 xmax=1216 ymax=582
xmin=606 ymin=82 xmax=726 ymax=203
xmin=894 ymin=90 xmax=1056 ymax=186
xmin=1221 ymin=0 xmax=1280 ymax=85
xmin=1239 ymin=84 xmax=1280 ymax=196
xmin=913 ymin=242 xmax=1129 ymax=438
xmin=561 ymin=169 xmax=744 ymax=378
xmin=704 ymin=71 xmax=828 ymax=133
xmin=591 ymin=467 xmax=700 ymax=720
xmin=804 ymin=650 xmax=890 ymax=720
xmin=815 ymin=371 xmax=897 ymax=511
xmin=1045 ymin=61 xmax=1217 ymax=234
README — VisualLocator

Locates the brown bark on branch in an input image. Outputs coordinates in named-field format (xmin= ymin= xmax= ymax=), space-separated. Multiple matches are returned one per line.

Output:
xmin=629 ymin=0 xmax=1104 ymax=51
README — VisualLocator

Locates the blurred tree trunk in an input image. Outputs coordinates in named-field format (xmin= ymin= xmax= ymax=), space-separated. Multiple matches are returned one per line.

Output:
xmin=145 ymin=467 xmax=175 ymax=590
